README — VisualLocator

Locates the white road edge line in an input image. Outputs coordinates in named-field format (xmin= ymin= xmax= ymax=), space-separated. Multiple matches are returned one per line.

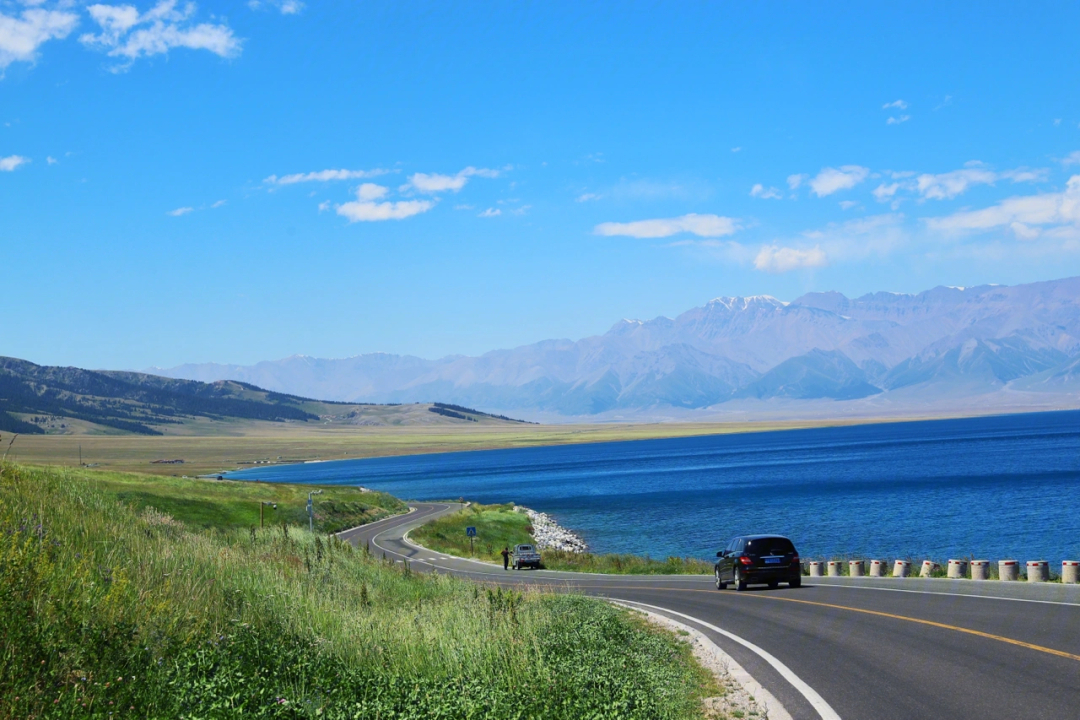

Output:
xmin=609 ymin=600 xmax=794 ymax=720
xmin=813 ymin=582 xmax=1080 ymax=608
xmin=618 ymin=600 xmax=842 ymax=720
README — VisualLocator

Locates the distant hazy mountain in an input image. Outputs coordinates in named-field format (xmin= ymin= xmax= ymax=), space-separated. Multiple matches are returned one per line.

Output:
xmin=154 ymin=277 xmax=1080 ymax=419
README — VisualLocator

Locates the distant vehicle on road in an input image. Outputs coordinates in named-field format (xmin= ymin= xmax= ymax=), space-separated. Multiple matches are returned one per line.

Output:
xmin=512 ymin=543 xmax=541 ymax=570
xmin=715 ymin=535 xmax=801 ymax=591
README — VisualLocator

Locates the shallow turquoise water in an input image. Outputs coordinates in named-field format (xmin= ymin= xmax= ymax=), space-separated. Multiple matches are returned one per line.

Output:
xmin=227 ymin=410 xmax=1080 ymax=563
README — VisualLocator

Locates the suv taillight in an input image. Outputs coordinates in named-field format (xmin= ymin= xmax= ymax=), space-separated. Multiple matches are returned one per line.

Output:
xmin=792 ymin=555 xmax=800 ymax=564
xmin=739 ymin=555 xmax=753 ymax=565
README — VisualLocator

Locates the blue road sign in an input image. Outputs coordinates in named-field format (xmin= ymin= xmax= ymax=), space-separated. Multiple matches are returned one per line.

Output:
xmin=466 ymin=526 xmax=477 ymax=537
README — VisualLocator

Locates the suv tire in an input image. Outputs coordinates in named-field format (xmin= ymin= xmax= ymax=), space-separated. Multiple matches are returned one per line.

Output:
xmin=789 ymin=575 xmax=802 ymax=588
xmin=735 ymin=569 xmax=748 ymax=592
xmin=715 ymin=570 xmax=727 ymax=590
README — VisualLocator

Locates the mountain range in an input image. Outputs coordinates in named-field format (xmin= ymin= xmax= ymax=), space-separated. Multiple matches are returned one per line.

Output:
xmin=153 ymin=277 xmax=1080 ymax=420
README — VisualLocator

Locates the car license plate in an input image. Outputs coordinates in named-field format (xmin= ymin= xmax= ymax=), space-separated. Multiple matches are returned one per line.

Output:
xmin=765 ymin=557 xmax=781 ymax=564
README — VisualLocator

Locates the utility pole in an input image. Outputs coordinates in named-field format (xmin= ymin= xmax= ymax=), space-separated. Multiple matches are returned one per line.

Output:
xmin=307 ymin=490 xmax=323 ymax=532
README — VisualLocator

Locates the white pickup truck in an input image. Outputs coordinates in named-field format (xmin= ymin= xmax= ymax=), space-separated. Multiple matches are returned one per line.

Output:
xmin=511 ymin=543 xmax=542 ymax=570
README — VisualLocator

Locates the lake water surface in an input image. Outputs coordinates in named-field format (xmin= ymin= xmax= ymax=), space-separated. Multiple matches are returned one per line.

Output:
xmin=226 ymin=410 xmax=1080 ymax=563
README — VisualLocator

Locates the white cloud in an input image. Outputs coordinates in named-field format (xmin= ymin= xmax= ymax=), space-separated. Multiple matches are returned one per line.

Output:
xmin=336 ymin=185 xmax=434 ymax=222
xmin=46 ymin=156 xmax=57 ymax=165
xmin=211 ymin=199 xmax=226 ymax=208
xmin=808 ymin=166 xmax=869 ymax=197
xmin=248 ymin=0 xmax=304 ymax=14
xmin=754 ymin=245 xmax=827 ymax=273
xmin=872 ymin=183 xmax=900 ymax=201
xmin=749 ymin=183 xmax=781 ymax=199
xmin=594 ymin=213 xmax=739 ymax=239
xmin=264 ymin=168 xmax=387 ymax=185
xmin=882 ymin=99 xmax=908 ymax=110
xmin=787 ymin=173 xmax=807 ymax=190
xmin=478 ymin=207 xmax=500 ymax=217
xmin=80 ymin=1 xmax=241 ymax=70
xmin=0 ymin=7 xmax=78 ymax=71
xmin=576 ymin=192 xmax=602 ymax=202
xmin=406 ymin=166 xmax=502 ymax=194
xmin=167 ymin=206 xmax=193 ymax=216
xmin=317 ymin=200 xmax=330 ymax=212
xmin=886 ymin=115 xmax=910 ymax=125
xmin=839 ymin=200 xmax=858 ymax=210
xmin=0 ymin=154 xmax=29 ymax=171
xmin=915 ymin=165 xmax=1046 ymax=200
xmin=925 ymin=175 xmax=1080 ymax=238
xmin=731 ymin=147 xmax=741 ymax=153
xmin=1054 ymin=118 xmax=1062 ymax=127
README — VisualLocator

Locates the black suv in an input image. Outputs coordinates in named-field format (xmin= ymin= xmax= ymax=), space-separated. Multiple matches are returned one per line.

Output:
xmin=714 ymin=535 xmax=801 ymax=591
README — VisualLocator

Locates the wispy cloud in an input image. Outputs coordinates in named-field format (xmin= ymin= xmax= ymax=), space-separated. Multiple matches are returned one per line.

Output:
xmin=916 ymin=164 xmax=1046 ymax=200
xmin=576 ymin=192 xmax=602 ymax=202
xmin=882 ymin=99 xmax=908 ymax=110
xmin=478 ymin=207 xmax=500 ymax=217
xmin=808 ymin=166 xmax=869 ymax=197
xmin=248 ymin=0 xmax=304 ymax=14
xmin=0 ymin=6 xmax=79 ymax=72
xmin=46 ymin=156 xmax=58 ymax=165
xmin=167 ymin=206 xmax=194 ymax=216
xmin=749 ymin=183 xmax=781 ymax=199
xmin=210 ymin=199 xmax=226 ymax=208
xmin=80 ymin=1 xmax=241 ymax=71
xmin=787 ymin=174 xmax=807 ymax=190
xmin=264 ymin=168 xmax=388 ymax=185
xmin=886 ymin=115 xmax=910 ymax=125
xmin=0 ymin=154 xmax=29 ymax=171
xmin=595 ymin=213 xmax=739 ymax=239
xmin=336 ymin=183 xmax=434 ymax=222
xmin=1060 ymin=151 xmax=1080 ymax=167
xmin=405 ymin=166 xmax=503 ymax=194
xmin=754 ymin=245 xmax=827 ymax=273
xmin=730 ymin=147 xmax=741 ymax=153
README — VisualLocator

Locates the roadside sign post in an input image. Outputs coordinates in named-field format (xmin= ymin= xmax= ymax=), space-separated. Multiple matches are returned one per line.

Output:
xmin=308 ymin=490 xmax=323 ymax=532
xmin=466 ymin=526 xmax=477 ymax=555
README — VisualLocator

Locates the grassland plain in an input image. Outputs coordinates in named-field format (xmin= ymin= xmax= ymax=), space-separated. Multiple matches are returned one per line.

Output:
xmin=0 ymin=463 xmax=720 ymax=719
xmin=411 ymin=503 xmax=713 ymax=575
xmin=5 ymin=415 xmax=907 ymax=477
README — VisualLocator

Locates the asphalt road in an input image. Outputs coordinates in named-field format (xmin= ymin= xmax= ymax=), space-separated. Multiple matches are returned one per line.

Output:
xmin=340 ymin=503 xmax=1080 ymax=720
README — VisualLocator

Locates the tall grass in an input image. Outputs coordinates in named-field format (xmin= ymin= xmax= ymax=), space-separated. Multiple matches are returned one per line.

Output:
xmin=0 ymin=463 xmax=715 ymax=718
xmin=412 ymin=503 xmax=713 ymax=575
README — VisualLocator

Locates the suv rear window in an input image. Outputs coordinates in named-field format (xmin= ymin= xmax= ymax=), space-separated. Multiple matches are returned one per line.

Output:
xmin=745 ymin=537 xmax=794 ymax=554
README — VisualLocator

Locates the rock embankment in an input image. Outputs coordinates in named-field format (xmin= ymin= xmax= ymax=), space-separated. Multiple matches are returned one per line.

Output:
xmin=515 ymin=506 xmax=589 ymax=553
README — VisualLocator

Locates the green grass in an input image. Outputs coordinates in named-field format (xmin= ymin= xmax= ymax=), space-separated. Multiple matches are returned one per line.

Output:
xmin=0 ymin=463 xmax=717 ymax=719
xmin=411 ymin=503 xmax=713 ymax=575
xmin=84 ymin=468 xmax=406 ymax=534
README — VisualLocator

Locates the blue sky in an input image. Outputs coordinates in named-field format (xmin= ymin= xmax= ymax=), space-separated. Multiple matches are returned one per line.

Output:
xmin=5 ymin=1 xmax=1080 ymax=369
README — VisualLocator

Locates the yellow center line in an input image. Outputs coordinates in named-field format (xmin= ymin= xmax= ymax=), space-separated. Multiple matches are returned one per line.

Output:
xmin=593 ymin=585 xmax=1080 ymax=663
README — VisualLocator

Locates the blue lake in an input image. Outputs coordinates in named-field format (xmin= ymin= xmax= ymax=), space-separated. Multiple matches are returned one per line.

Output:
xmin=226 ymin=410 xmax=1080 ymax=563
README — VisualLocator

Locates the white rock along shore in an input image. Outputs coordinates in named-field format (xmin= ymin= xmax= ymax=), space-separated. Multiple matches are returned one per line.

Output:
xmin=514 ymin=506 xmax=589 ymax=553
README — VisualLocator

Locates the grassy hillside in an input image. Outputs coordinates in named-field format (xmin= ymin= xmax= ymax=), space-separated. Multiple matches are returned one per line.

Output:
xmin=0 ymin=356 xmax=531 ymax=438
xmin=79 ymin=469 xmax=406 ymax=533
xmin=412 ymin=503 xmax=713 ymax=575
xmin=0 ymin=464 xmax=717 ymax=719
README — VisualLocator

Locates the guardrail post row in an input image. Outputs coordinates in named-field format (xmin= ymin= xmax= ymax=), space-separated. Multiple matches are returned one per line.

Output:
xmin=920 ymin=560 xmax=937 ymax=578
xmin=869 ymin=559 xmax=884 ymax=577
xmin=1026 ymin=560 xmax=1049 ymax=582
xmin=808 ymin=561 xmax=824 ymax=577
xmin=1063 ymin=561 xmax=1080 ymax=584
xmin=893 ymin=560 xmax=911 ymax=578
xmin=947 ymin=559 xmax=967 ymax=579
xmin=998 ymin=560 xmax=1019 ymax=581
xmin=827 ymin=560 xmax=842 ymax=577
xmin=849 ymin=560 xmax=864 ymax=577
xmin=970 ymin=560 xmax=990 ymax=580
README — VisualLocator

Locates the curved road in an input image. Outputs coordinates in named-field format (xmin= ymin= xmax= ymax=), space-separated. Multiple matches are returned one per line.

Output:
xmin=341 ymin=503 xmax=1080 ymax=720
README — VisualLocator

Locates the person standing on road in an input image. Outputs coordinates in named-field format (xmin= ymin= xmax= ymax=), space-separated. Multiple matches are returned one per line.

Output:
xmin=501 ymin=546 xmax=510 ymax=570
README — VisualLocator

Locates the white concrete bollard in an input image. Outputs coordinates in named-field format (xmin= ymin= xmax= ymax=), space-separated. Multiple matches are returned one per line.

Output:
xmin=947 ymin=559 xmax=967 ymax=579
xmin=849 ymin=560 xmax=864 ymax=577
xmin=808 ymin=561 xmax=824 ymax=577
xmin=970 ymin=560 xmax=990 ymax=580
xmin=869 ymin=560 xmax=884 ymax=577
xmin=920 ymin=560 xmax=938 ymax=578
xmin=1063 ymin=561 xmax=1080 ymax=584
xmin=999 ymin=560 xmax=1019 ymax=581
xmin=1026 ymin=560 xmax=1049 ymax=582
xmin=827 ymin=560 xmax=842 ymax=577
xmin=893 ymin=560 xmax=912 ymax=577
